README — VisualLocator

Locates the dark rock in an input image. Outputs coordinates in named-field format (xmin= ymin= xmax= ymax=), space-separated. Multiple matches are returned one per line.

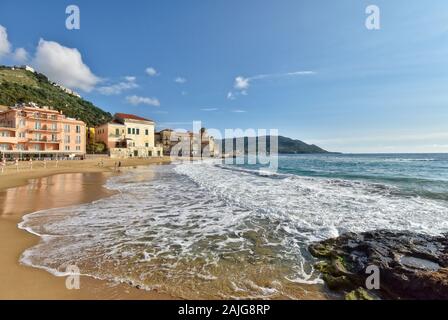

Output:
xmin=309 ymin=230 xmax=448 ymax=300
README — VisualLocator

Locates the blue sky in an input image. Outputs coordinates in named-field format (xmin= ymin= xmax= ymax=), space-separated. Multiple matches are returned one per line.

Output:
xmin=1 ymin=0 xmax=448 ymax=153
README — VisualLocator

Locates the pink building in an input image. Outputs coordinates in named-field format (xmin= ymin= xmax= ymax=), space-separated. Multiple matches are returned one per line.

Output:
xmin=0 ymin=104 xmax=86 ymax=159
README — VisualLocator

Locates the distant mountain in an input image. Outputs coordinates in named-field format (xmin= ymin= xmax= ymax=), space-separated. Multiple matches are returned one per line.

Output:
xmin=218 ymin=135 xmax=331 ymax=154
xmin=0 ymin=66 xmax=112 ymax=127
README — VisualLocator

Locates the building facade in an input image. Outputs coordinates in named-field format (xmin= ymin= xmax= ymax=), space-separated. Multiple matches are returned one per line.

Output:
xmin=95 ymin=113 xmax=163 ymax=158
xmin=156 ymin=128 xmax=216 ymax=157
xmin=0 ymin=104 xmax=86 ymax=159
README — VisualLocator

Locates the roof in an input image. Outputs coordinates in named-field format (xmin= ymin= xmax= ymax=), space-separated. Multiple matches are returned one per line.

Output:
xmin=110 ymin=119 xmax=125 ymax=126
xmin=114 ymin=113 xmax=154 ymax=122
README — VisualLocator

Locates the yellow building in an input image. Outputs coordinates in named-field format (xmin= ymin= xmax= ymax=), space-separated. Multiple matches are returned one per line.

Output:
xmin=95 ymin=113 xmax=163 ymax=158
xmin=86 ymin=127 xmax=95 ymax=145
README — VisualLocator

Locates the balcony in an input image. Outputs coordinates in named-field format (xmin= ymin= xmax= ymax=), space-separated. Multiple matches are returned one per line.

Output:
xmin=0 ymin=125 xmax=17 ymax=131
xmin=29 ymin=115 xmax=60 ymax=122
xmin=28 ymin=138 xmax=61 ymax=143
xmin=0 ymin=137 xmax=16 ymax=143
xmin=28 ymin=126 xmax=61 ymax=133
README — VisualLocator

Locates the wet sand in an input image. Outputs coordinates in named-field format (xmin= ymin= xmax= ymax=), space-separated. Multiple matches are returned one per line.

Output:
xmin=0 ymin=158 xmax=175 ymax=299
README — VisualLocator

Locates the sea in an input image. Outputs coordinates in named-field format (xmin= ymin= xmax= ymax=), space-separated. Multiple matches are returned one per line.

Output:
xmin=19 ymin=153 xmax=448 ymax=299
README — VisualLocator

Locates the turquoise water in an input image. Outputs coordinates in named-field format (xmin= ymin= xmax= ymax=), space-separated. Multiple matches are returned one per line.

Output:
xmin=231 ymin=153 xmax=448 ymax=201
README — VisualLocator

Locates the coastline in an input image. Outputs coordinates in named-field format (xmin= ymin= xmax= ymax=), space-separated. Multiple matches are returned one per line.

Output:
xmin=0 ymin=157 xmax=176 ymax=300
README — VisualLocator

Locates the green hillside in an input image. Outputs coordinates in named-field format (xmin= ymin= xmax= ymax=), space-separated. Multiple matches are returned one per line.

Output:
xmin=0 ymin=66 xmax=112 ymax=127
xmin=219 ymin=136 xmax=331 ymax=154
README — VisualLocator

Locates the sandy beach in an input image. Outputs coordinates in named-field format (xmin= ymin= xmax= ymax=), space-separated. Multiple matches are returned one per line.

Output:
xmin=0 ymin=157 xmax=175 ymax=299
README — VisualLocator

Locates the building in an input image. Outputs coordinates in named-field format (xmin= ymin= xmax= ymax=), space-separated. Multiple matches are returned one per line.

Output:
xmin=0 ymin=104 xmax=86 ymax=159
xmin=21 ymin=65 xmax=35 ymax=73
xmin=52 ymin=83 xmax=82 ymax=98
xmin=10 ymin=65 xmax=35 ymax=73
xmin=155 ymin=128 xmax=216 ymax=157
xmin=95 ymin=113 xmax=163 ymax=158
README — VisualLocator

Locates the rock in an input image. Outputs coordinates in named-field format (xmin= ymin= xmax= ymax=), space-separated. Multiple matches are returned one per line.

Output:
xmin=309 ymin=230 xmax=448 ymax=300
xmin=345 ymin=288 xmax=377 ymax=300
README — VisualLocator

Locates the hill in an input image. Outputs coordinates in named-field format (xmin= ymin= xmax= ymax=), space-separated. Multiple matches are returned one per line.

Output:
xmin=218 ymin=136 xmax=330 ymax=154
xmin=0 ymin=66 xmax=112 ymax=127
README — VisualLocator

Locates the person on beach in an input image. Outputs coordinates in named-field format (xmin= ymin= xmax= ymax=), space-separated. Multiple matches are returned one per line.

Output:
xmin=15 ymin=159 xmax=19 ymax=172
xmin=1 ymin=158 xmax=5 ymax=174
xmin=29 ymin=158 xmax=33 ymax=170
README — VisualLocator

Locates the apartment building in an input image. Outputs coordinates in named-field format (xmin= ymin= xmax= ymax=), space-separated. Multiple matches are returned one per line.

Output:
xmin=0 ymin=104 xmax=86 ymax=159
xmin=95 ymin=113 xmax=163 ymax=158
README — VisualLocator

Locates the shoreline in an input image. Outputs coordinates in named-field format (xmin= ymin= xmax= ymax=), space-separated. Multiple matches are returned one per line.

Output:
xmin=0 ymin=157 xmax=177 ymax=300
xmin=1 ymin=156 xmax=329 ymax=300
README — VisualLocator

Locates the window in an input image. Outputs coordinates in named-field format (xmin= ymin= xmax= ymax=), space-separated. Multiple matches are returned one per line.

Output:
xmin=35 ymin=133 xmax=42 ymax=141
xmin=136 ymin=129 xmax=140 ymax=135
xmin=16 ymin=144 xmax=25 ymax=151
xmin=18 ymin=132 xmax=25 ymax=138
xmin=35 ymin=121 xmax=41 ymax=130
xmin=0 ymin=131 xmax=9 ymax=137
xmin=64 ymin=124 xmax=70 ymax=132
xmin=145 ymin=143 xmax=149 ymax=147
xmin=132 ymin=128 xmax=136 ymax=135
xmin=52 ymin=123 xmax=57 ymax=131
xmin=0 ymin=144 xmax=8 ymax=150
xmin=65 ymin=135 xmax=70 ymax=143
xmin=19 ymin=119 xmax=26 ymax=127
xmin=51 ymin=134 xmax=57 ymax=142
xmin=128 ymin=128 xmax=131 ymax=134
xmin=65 ymin=146 xmax=70 ymax=151
xmin=115 ymin=129 xmax=119 ymax=136
xmin=34 ymin=145 xmax=41 ymax=151
xmin=76 ymin=146 xmax=81 ymax=151
xmin=76 ymin=136 xmax=81 ymax=144
xmin=76 ymin=125 xmax=81 ymax=133
xmin=145 ymin=129 xmax=149 ymax=135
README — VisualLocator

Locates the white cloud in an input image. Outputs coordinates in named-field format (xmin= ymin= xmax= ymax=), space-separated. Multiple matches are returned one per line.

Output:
xmin=97 ymin=76 xmax=138 ymax=95
xmin=201 ymin=107 xmax=218 ymax=111
xmin=230 ymin=70 xmax=315 ymax=98
xmin=145 ymin=67 xmax=158 ymax=77
xmin=126 ymin=95 xmax=160 ymax=107
xmin=0 ymin=25 xmax=11 ymax=58
xmin=12 ymin=47 xmax=29 ymax=63
xmin=175 ymin=77 xmax=186 ymax=84
xmin=227 ymin=91 xmax=236 ymax=100
xmin=234 ymin=76 xmax=250 ymax=90
xmin=125 ymin=76 xmax=136 ymax=82
xmin=32 ymin=39 xmax=100 ymax=92
xmin=232 ymin=109 xmax=247 ymax=113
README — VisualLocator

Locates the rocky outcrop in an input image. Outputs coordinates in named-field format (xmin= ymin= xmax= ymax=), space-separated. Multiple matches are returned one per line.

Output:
xmin=309 ymin=230 xmax=448 ymax=300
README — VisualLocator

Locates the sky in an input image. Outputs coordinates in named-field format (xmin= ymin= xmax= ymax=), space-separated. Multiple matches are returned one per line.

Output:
xmin=1 ymin=0 xmax=448 ymax=153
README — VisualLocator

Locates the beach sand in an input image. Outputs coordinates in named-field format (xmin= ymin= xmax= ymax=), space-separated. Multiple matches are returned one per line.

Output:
xmin=0 ymin=157 xmax=175 ymax=299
